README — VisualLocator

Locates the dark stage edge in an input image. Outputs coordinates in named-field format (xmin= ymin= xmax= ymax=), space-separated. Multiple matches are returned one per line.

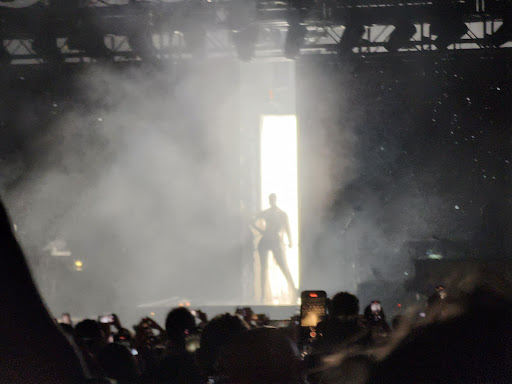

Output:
xmin=135 ymin=304 xmax=300 ymax=324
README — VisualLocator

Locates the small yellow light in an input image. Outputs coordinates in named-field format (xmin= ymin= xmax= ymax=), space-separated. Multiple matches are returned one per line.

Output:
xmin=74 ymin=260 xmax=83 ymax=271
xmin=185 ymin=302 xmax=191 ymax=307
xmin=150 ymin=312 xmax=155 ymax=316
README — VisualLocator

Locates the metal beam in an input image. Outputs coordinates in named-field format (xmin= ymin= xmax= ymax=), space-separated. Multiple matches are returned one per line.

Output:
xmin=0 ymin=0 xmax=510 ymax=64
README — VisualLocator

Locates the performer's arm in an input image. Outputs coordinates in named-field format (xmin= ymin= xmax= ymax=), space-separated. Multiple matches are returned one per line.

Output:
xmin=251 ymin=211 xmax=264 ymax=234
xmin=251 ymin=222 xmax=264 ymax=235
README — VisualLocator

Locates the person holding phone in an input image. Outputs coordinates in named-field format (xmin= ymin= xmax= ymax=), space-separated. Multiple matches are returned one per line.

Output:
xmin=253 ymin=193 xmax=297 ymax=303
xmin=363 ymin=301 xmax=391 ymax=344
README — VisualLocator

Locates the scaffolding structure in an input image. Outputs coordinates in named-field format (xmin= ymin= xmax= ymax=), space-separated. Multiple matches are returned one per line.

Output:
xmin=0 ymin=0 xmax=510 ymax=64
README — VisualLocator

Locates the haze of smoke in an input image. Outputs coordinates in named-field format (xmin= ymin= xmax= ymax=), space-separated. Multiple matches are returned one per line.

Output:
xmin=6 ymin=63 xmax=242 ymax=317
xmin=300 ymin=62 xmax=457 ymax=296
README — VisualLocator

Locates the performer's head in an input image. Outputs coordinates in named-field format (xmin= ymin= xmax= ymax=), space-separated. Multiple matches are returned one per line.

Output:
xmin=268 ymin=193 xmax=277 ymax=207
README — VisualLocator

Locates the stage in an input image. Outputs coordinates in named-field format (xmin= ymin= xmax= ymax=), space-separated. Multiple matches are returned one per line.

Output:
xmin=136 ymin=299 xmax=300 ymax=326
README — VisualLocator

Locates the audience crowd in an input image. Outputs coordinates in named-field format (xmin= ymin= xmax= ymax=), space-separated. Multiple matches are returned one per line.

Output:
xmin=3 ymin=199 xmax=512 ymax=384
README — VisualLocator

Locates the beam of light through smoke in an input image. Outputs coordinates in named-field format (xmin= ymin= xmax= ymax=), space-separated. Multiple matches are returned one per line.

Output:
xmin=260 ymin=115 xmax=299 ymax=304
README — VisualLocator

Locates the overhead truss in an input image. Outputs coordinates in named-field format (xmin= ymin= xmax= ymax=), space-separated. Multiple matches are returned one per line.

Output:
xmin=0 ymin=0 xmax=511 ymax=64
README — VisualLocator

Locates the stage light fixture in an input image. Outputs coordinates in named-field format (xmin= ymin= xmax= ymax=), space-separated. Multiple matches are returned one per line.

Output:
xmin=260 ymin=115 xmax=299 ymax=304
xmin=490 ymin=15 xmax=512 ymax=47
xmin=181 ymin=24 xmax=207 ymax=57
xmin=431 ymin=17 xmax=468 ymax=50
xmin=179 ymin=3 xmax=210 ymax=58
xmin=65 ymin=11 xmax=112 ymax=58
xmin=67 ymin=32 xmax=111 ymax=58
xmin=386 ymin=21 xmax=417 ymax=51
xmin=128 ymin=30 xmax=161 ymax=63
xmin=234 ymin=24 xmax=259 ymax=62
xmin=31 ymin=35 xmax=61 ymax=62
xmin=284 ymin=22 xmax=307 ymax=59
xmin=338 ymin=24 xmax=366 ymax=53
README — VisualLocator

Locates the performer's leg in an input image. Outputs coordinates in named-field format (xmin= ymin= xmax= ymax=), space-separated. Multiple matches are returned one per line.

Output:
xmin=272 ymin=243 xmax=297 ymax=298
xmin=257 ymin=243 xmax=269 ymax=302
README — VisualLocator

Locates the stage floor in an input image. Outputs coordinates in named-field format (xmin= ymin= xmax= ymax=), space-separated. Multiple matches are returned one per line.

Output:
xmin=135 ymin=302 xmax=300 ymax=325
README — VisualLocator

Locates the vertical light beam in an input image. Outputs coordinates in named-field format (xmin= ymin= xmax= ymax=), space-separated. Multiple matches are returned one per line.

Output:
xmin=260 ymin=115 xmax=299 ymax=304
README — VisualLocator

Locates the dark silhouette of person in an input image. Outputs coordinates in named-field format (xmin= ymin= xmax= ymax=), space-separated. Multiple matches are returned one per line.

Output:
xmin=367 ymin=288 xmax=512 ymax=384
xmin=197 ymin=313 xmax=249 ymax=379
xmin=0 ymin=198 xmax=89 ymax=383
xmin=97 ymin=343 xmax=140 ymax=384
xmin=314 ymin=292 xmax=367 ymax=352
xmin=217 ymin=327 xmax=306 ymax=384
xmin=253 ymin=193 xmax=297 ymax=302
xmin=143 ymin=307 xmax=202 ymax=384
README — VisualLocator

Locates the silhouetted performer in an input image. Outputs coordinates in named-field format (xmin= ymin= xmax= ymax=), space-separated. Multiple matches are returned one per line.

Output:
xmin=253 ymin=193 xmax=296 ymax=302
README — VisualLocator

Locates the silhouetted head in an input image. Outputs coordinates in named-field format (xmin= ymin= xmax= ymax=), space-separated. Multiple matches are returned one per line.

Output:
xmin=75 ymin=319 xmax=105 ymax=355
xmin=197 ymin=313 xmax=249 ymax=376
xmin=269 ymin=193 xmax=277 ymax=207
xmin=218 ymin=327 xmax=305 ymax=384
xmin=331 ymin=292 xmax=360 ymax=317
xmin=97 ymin=343 xmax=139 ymax=382
xmin=75 ymin=319 xmax=102 ymax=339
xmin=165 ymin=307 xmax=196 ymax=347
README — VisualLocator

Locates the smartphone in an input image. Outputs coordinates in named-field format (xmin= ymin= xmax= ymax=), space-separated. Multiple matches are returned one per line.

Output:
xmin=299 ymin=291 xmax=327 ymax=346
xmin=185 ymin=331 xmax=201 ymax=353
xmin=300 ymin=291 xmax=327 ymax=328
xmin=99 ymin=315 xmax=114 ymax=324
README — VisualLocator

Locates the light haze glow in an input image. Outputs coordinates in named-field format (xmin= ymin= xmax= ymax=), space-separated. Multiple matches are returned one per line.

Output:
xmin=260 ymin=115 xmax=299 ymax=304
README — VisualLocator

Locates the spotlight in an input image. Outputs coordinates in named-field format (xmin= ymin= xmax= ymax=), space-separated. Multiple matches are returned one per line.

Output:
xmin=67 ymin=32 xmax=111 ymax=58
xmin=181 ymin=24 xmax=206 ymax=57
xmin=386 ymin=21 xmax=417 ymax=51
xmin=260 ymin=115 xmax=299 ymax=302
xmin=338 ymin=24 xmax=366 ymax=53
xmin=260 ymin=27 xmax=283 ymax=51
xmin=128 ymin=30 xmax=161 ymax=63
xmin=32 ymin=34 xmax=61 ymax=62
xmin=284 ymin=23 xmax=307 ymax=59
xmin=179 ymin=4 xmax=209 ymax=58
xmin=64 ymin=11 xmax=112 ymax=58
xmin=490 ymin=14 xmax=512 ymax=47
xmin=234 ymin=24 xmax=259 ymax=62
xmin=431 ymin=17 xmax=468 ymax=50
